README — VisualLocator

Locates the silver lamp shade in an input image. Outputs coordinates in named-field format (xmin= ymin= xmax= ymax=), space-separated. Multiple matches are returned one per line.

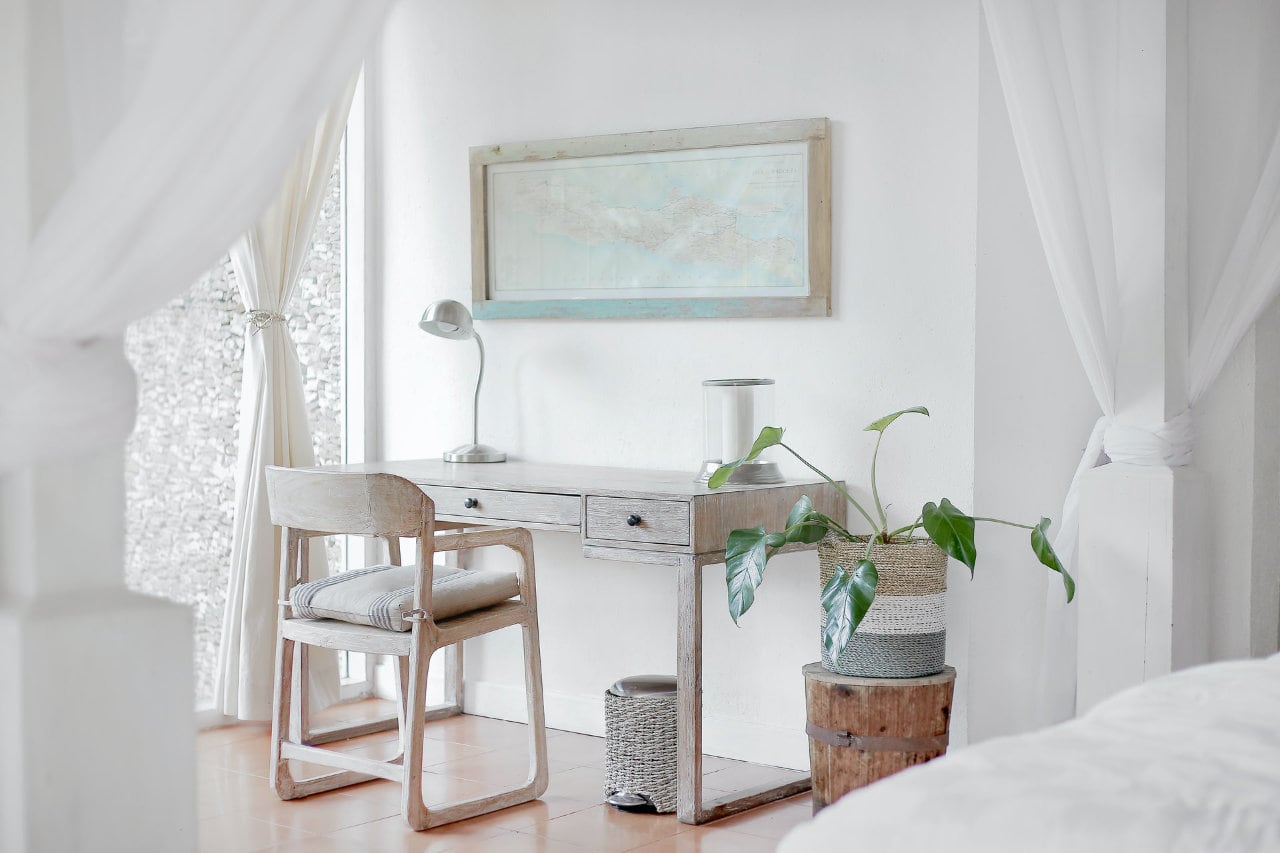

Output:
xmin=418 ymin=298 xmax=474 ymax=340
xmin=418 ymin=299 xmax=506 ymax=463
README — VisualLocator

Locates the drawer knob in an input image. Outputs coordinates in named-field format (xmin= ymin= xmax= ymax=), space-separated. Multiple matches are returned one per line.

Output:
xmin=464 ymin=497 xmax=479 ymax=509
xmin=626 ymin=514 xmax=642 ymax=527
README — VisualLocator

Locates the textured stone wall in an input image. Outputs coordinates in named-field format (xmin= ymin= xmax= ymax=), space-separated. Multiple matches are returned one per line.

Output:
xmin=125 ymin=160 xmax=345 ymax=708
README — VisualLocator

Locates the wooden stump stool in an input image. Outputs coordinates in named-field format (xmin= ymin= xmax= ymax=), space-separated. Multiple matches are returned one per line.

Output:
xmin=803 ymin=663 xmax=956 ymax=812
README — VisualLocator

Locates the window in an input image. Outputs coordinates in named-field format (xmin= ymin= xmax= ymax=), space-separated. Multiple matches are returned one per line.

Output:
xmin=124 ymin=79 xmax=366 ymax=712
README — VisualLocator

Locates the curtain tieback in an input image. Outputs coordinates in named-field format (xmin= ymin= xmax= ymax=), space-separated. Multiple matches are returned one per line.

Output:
xmin=246 ymin=309 xmax=287 ymax=333
xmin=1051 ymin=408 xmax=1196 ymax=567
xmin=1099 ymin=408 xmax=1194 ymax=467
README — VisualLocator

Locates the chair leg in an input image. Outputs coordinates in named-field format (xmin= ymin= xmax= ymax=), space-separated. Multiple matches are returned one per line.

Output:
xmin=401 ymin=631 xmax=436 ymax=830
xmin=514 ymin=530 xmax=549 ymax=797
xmin=404 ymin=616 xmax=547 ymax=830
xmin=521 ymin=615 xmax=550 ymax=798
xmin=443 ymin=642 xmax=464 ymax=714
xmin=400 ymin=537 xmax=548 ymax=830
xmin=270 ymin=634 xmax=297 ymax=799
xmin=291 ymin=644 xmax=311 ymax=744
xmin=395 ymin=654 xmax=411 ymax=754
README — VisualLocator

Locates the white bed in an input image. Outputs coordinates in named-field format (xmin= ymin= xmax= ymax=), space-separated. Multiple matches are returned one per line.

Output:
xmin=779 ymin=655 xmax=1280 ymax=852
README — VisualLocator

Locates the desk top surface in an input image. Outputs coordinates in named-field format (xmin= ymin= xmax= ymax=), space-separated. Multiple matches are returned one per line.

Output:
xmin=306 ymin=458 xmax=830 ymax=501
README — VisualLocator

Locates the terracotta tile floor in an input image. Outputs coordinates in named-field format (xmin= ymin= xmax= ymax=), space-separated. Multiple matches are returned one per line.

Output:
xmin=197 ymin=699 xmax=812 ymax=852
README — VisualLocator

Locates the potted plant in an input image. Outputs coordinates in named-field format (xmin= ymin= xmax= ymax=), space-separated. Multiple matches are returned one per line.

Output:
xmin=708 ymin=406 xmax=1075 ymax=677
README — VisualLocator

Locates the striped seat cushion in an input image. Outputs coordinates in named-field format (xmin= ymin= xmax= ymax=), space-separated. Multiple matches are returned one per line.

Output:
xmin=289 ymin=565 xmax=520 ymax=632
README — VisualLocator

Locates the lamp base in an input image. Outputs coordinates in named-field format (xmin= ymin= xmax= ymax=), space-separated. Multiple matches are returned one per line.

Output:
xmin=443 ymin=443 xmax=507 ymax=463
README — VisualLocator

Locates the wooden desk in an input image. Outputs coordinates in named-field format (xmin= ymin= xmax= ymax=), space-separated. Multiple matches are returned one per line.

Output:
xmin=310 ymin=459 xmax=846 ymax=824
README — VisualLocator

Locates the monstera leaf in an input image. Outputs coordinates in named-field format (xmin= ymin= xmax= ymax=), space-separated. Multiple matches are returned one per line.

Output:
xmin=921 ymin=498 xmax=977 ymax=574
xmin=864 ymin=406 xmax=929 ymax=433
xmin=724 ymin=525 xmax=783 ymax=623
xmin=782 ymin=495 xmax=833 ymax=545
xmin=708 ymin=427 xmax=785 ymax=489
xmin=1031 ymin=517 xmax=1075 ymax=601
xmin=821 ymin=560 xmax=879 ymax=658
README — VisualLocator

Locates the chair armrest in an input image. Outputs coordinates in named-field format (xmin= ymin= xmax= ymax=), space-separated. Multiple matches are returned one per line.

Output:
xmin=433 ymin=527 xmax=537 ymax=608
xmin=434 ymin=527 xmax=533 ymax=553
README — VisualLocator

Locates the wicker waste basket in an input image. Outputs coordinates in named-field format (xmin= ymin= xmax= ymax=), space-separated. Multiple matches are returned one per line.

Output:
xmin=603 ymin=674 xmax=678 ymax=814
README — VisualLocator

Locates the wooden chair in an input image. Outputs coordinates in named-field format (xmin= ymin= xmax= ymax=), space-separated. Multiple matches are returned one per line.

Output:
xmin=264 ymin=467 xmax=549 ymax=830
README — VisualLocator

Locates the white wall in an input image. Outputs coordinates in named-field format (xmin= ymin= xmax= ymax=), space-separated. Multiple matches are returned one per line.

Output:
xmin=1188 ymin=0 xmax=1280 ymax=661
xmin=372 ymin=0 xmax=980 ymax=767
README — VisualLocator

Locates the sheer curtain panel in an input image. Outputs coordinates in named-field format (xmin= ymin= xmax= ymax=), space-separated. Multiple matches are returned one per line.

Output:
xmin=1 ymin=0 xmax=392 ymax=473
xmin=982 ymin=0 xmax=1130 ymax=723
xmin=217 ymin=83 xmax=357 ymax=720
xmin=985 ymin=0 xmax=1280 ymax=723
xmin=2 ymin=0 xmax=393 ymax=846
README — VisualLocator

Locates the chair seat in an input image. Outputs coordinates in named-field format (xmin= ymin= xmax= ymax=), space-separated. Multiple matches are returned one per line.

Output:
xmin=283 ymin=600 xmax=531 ymax=654
xmin=290 ymin=565 xmax=520 ymax=631
xmin=282 ymin=617 xmax=412 ymax=655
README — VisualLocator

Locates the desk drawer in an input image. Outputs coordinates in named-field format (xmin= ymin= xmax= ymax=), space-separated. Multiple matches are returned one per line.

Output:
xmin=585 ymin=496 xmax=690 ymax=546
xmin=425 ymin=486 xmax=579 ymax=528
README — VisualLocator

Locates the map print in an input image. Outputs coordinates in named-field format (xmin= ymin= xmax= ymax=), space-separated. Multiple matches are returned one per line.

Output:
xmin=487 ymin=142 xmax=810 ymax=301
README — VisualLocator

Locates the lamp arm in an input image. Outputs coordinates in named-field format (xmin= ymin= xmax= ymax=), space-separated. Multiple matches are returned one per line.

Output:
xmin=471 ymin=331 xmax=485 ymax=447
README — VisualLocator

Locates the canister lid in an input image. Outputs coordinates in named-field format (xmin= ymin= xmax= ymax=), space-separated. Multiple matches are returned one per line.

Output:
xmin=608 ymin=674 xmax=677 ymax=697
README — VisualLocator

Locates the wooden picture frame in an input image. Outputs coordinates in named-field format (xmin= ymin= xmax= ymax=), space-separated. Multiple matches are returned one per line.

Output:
xmin=470 ymin=118 xmax=831 ymax=320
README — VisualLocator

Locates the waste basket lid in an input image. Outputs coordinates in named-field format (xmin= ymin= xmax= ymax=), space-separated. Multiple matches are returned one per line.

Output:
xmin=608 ymin=674 xmax=677 ymax=698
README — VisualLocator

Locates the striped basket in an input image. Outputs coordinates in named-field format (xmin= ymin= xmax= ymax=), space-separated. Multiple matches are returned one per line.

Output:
xmin=818 ymin=535 xmax=947 ymax=678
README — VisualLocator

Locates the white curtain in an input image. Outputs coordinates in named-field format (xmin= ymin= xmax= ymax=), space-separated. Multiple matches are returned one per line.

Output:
xmin=1 ymin=0 xmax=392 ymax=474
xmin=985 ymin=0 xmax=1280 ymax=723
xmin=215 ymin=82 xmax=357 ymax=721
xmin=982 ymin=0 xmax=1126 ymax=723
xmin=1189 ymin=127 xmax=1280 ymax=403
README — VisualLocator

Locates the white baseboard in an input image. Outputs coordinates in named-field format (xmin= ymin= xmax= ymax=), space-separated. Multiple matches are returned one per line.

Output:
xmin=463 ymin=679 xmax=809 ymax=771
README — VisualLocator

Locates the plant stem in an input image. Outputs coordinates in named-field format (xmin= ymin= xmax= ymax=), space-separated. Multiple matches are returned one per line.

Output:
xmin=885 ymin=519 xmax=922 ymax=540
xmin=813 ymin=512 xmax=857 ymax=542
xmin=971 ymin=516 xmax=1036 ymax=531
xmin=780 ymin=442 xmax=880 ymax=533
xmin=869 ymin=431 xmax=889 ymax=532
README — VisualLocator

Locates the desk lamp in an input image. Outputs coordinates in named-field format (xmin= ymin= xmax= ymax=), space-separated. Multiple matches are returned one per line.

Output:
xmin=418 ymin=299 xmax=506 ymax=463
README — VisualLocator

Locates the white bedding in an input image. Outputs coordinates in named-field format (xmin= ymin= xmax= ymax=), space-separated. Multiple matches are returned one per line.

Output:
xmin=779 ymin=655 xmax=1280 ymax=852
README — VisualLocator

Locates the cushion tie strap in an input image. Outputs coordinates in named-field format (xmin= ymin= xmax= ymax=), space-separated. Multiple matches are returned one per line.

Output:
xmin=805 ymin=722 xmax=948 ymax=752
xmin=402 ymin=609 xmax=429 ymax=623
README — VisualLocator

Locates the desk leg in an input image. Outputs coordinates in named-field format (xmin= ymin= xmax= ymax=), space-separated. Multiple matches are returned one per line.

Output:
xmin=676 ymin=556 xmax=703 ymax=824
xmin=676 ymin=554 xmax=813 ymax=825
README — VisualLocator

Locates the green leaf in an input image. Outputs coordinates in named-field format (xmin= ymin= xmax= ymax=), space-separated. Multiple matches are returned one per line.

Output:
xmin=707 ymin=426 xmax=785 ymax=489
xmin=1031 ymin=517 xmax=1076 ymax=602
xmin=786 ymin=521 xmax=830 ymax=545
xmin=786 ymin=495 xmax=814 ymax=529
xmin=921 ymin=498 xmax=977 ymax=574
xmin=821 ymin=560 xmax=879 ymax=658
xmin=781 ymin=495 xmax=831 ymax=545
xmin=864 ymin=406 xmax=929 ymax=433
xmin=724 ymin=526 xmax=773 ymax=623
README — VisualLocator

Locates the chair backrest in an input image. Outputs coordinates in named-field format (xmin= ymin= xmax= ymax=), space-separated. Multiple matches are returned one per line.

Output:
xmin=265 ymin=467 xmax=434 ymax=538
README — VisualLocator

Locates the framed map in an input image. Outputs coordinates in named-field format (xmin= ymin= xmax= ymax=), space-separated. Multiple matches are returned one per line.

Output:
xmin=469 ymin=118 xmax=830 ymax=320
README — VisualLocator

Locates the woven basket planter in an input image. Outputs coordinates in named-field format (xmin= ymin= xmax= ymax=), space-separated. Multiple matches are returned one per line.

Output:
xmin=818 ymin=535 xmax=947 ymax=678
